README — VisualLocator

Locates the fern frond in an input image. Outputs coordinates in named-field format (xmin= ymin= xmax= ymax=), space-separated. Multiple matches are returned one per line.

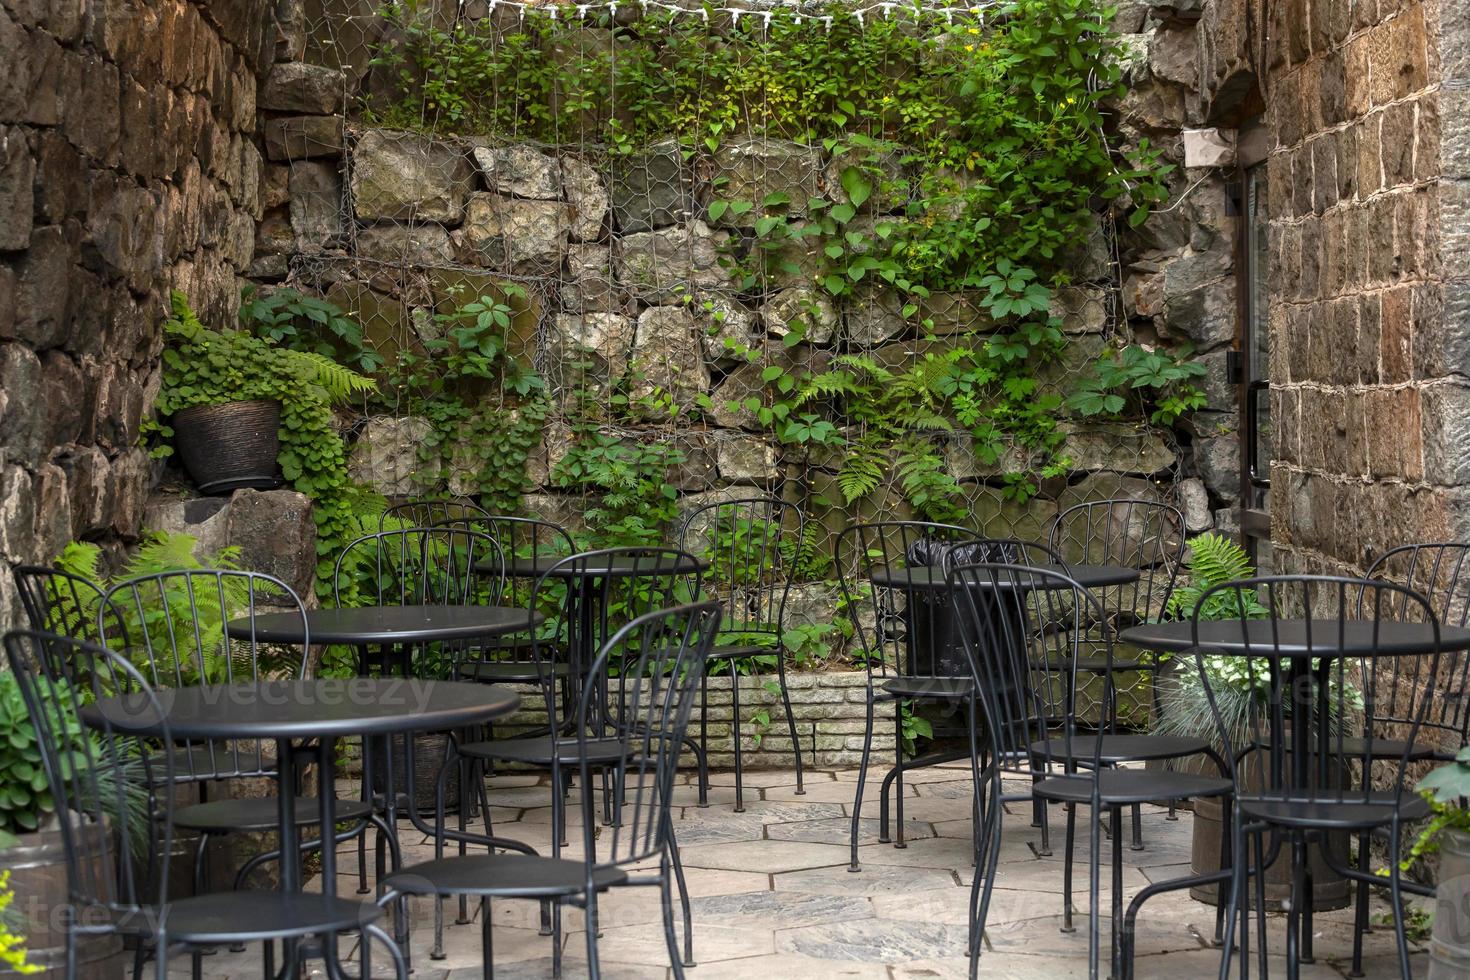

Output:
xmin=283 ymin=349 xmax=377 ymax=403
xmin=838 ymin=439 xmax=887 ymax=504
xmin=165 ymin=290 xmax=207 ymax=341
xmin=831 ymin=354 xmax=893 ymax=384
xmin=793 ymin=370 xmax=862 ymax=407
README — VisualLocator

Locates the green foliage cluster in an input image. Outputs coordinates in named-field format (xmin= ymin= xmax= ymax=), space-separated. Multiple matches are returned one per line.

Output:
xmin=552 ymin=429 xmax=684 ymax=546
xmin=0 ymin=672 xmax=58 ymax=838
xmin=154 ymin=292 xmax=376 ymax=592
xmin=387 ymin=285 xmax=550 ymax=514
xmin=0 ymin=873 xmax=38 ymax=971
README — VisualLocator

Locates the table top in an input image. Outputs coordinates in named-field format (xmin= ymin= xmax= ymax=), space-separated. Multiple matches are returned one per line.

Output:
xmin=226 ymin=604 xmax=542 ymax=645
xmin=1119 ymin=618 xmax=1470 ymax=657
xmin=475 ymin=554 xmax=709 ymax=579
xmin=80 ymin=679 xmax=520 ymax=740
xmin=870 ymin=564 xmax=1141 ymax=592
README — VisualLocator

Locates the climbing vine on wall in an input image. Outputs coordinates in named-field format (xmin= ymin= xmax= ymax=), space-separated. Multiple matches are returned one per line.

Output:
xmin=356 ymin=0 xmax=1200 ymax=518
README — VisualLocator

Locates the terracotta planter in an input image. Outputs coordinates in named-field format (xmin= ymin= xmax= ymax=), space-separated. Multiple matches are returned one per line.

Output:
xmin=1430 ymin=829 xmax=1470 ymax=979
xmin=0 ymin=821 xmax=124 ymax=980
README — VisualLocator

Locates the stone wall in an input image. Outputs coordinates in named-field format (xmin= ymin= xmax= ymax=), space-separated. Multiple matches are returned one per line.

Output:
xmin=1192 ymin=0 xmax=1470 ymax=574
xmin=247 ymin=1 xmax=1250 ymax=562
xmin=0 ymin=0 xmax=278 ymax=627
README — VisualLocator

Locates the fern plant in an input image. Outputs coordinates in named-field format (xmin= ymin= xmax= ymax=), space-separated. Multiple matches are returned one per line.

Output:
xmin=55 ymin=532 xmax=257 ymax=684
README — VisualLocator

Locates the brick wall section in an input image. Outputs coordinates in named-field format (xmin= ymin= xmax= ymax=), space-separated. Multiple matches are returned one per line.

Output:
xmin=0 ymin=0 xmax=276 ymax=627
xmin=496 ymin=670 xmax=890 ymax=770
xmin=1238 ymin=0 xmax=1470 ymax=573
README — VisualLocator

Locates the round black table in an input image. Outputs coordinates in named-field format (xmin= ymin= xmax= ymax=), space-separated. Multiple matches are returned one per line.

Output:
xmin=870 ymin=563 xmax=1140 ymax=591
xmin=227 ymin=604 xmax=544 ymax=677
xmin=476 ymin=553 xmax=708 ymax=579
xmin=1118 ymin=618 xmax=1470 ymax=658
xmin=84 ymin=679 xmax=516 ymax=975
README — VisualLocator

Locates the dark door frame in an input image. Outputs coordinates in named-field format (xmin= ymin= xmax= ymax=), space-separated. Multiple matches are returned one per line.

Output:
xmin=1234 ymin=119 xmax=1271 ymax=554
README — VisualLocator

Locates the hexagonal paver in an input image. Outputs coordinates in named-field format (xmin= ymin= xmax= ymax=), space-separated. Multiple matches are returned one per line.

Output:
xmin=776 ymin=862 xmax=959 ymax=896
xmin=777 ymin=918 xmax=972 ymax=962
xmin=768 ymin=816 xmax=934 ymax=846
xmin=680 ymin=838 xmax=851 ymax=873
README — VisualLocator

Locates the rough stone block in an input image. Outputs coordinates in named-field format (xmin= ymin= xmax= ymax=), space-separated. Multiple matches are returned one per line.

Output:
xmin=264 ymin=114 xmax=344 ymax=160
xmin=350 ymin=129 xmax=472 ymax=225
xmin=260 ymin=61 xmax=346 ymax=114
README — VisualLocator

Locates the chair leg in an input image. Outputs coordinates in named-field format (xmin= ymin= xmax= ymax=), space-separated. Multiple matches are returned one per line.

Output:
xmin=191 ymin=951 xmax=202 ymax=980
xmin=850 ymin=697 xmax=876 ymax=872
xmin=357 ymin=823 xmax=369 ymax=895
xmin=481 ymin=896 xmax=494 ymax=979
xmin=778 ymin=661 xmax=805 ymax=795
xmin=893 ymin=700 xmax=907 ymax=848
xmin=1062 ymin=803 xmax=1077 ymax=933
xmin=1350 ymin=830 xmax=1370 ymax=978
xmin=667 ymin=836 xmax=695 ymax=967
xmin=1301 ymin=835 xmax=1315 ymax=964
xmin=1286 ymin=832 xmax=1305 ymax=980
xmin=1217 ymin=814 xmax=1244 ymax=980
xmin=731 ymin=671 xmax=745 ymax=813
xmin=1130 ymin=802 xmax=1144 ymax=851
xmin=583 ymin=894 xmax=601 ymax=980
xmin=698 ymin=676 xmax=711 ymax=808
xmin=1389 ymin=827 xmax=1413 ymax=980
xmin=1088 ymin=807 xmax=1102 ymax=980
xmin=1111 ymin=805 xmax=1125 ymax=980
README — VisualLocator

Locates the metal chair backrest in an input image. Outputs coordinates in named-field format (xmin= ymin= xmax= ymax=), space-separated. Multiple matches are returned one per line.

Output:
xmin=577 ymin=600 xmax=722 ymax=869
xmin=13 ymin=566 xmax=108 ymax=643
xmin=517 ymin=547 xmax=703 ymax=739
xmin=4 ymin=630 xmax=173 ymax=918
xmin=380 ymin=498 xmax=493 ymax=530
xmin=1048 ymin=497 xmax=1185 ymax=627
xmin=834 ymin=521 xmax=984 ymax=685
xmin=677 ymin=496 xmax=804 ymax=642
xmin=949 ymin=562 xmax=1113 ymax=779
xmin=1365 ymin=543 xmax=1470 ymax=744
xmin=1190 ymin=575 xmax=1441 ymax=806
xmin=99 ymin=569 xmax=309 ymax=783
xmin=332 ymin=526 xmax=507 ymax=608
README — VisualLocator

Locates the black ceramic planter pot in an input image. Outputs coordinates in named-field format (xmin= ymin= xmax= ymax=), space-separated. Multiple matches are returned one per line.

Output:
xmin=172 ymin=399 xmax=283 ymax=495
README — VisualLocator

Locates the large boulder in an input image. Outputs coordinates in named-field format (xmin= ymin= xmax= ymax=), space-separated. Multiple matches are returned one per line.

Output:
xmin=287 ymin=161 xmax=342 ymax=247
xmin=460 ymin=192 xmax=570 ymax=273
xmin=608 ymin=141 xmax=693 ymax=232
xmin=560 ymin=155 xmax=608 ymax=242
xmin=547 ymin=311 xmax=635 ymax=398
xmin=265 ymin=115 xmax=345 ymax=161
xmin=1053 ymin=474 xmax=1172 ymax=564
xmin=350 ymin=129 xmax=472 ymax=224
xmin=716 ymin=434 xmax=779 ymax=484
xmin=561 ymin=243 xmax=626 ymax=313
xmin=697 ymin=294 xmax=760 ymax=364
xmin=844 ymin=287 xmax=907 ymax=346
xmin=617 ymin=221 xmax=734 ymax=303
xmin=711 ymin=139 xmax=823 ymax=228
xmin=630 ymin=306 xmax=710 ymax=414
xmin=143 ymin=488 xmax=318 ymax=599
xmin=346 ymin=416 xmax=437 ymax=495
xmin=823 ymin=145 xmax=912 ymax=215
xmin=355 ymin=222 xmax=455 ymax=266
xmin=260 ymin=62 xmax=346 ymax=114
xmin=761 ymin=287 xmax=838 ymax=345
xmin=1059 ymin=422 xmax=1176 ymax=475
xmin=471 ymin=144 xmax=562 ymax=199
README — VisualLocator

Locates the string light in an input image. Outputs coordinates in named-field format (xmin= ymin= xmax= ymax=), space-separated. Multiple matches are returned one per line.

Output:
xmin=457 ymin=0 xmax=1001 ymax=26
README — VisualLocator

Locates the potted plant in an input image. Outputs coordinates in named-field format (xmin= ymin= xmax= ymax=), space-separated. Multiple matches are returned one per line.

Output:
xmin=1411 ymin=748 xmax=1470 ymax=978
xmin=1153 ymin=532 xmax=1354 ymax=909
xmin=151 ymin=291 xmax=374 ymax=495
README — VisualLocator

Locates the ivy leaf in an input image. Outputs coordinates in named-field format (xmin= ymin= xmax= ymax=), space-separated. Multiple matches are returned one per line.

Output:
xmin=840 ymin=167 xmax=872 ymax=209
xmin=708 ymin=200 xmax=729 ymax=222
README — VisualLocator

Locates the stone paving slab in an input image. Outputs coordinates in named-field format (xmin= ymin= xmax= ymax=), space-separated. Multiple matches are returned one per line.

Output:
xmin=192 ymin=765 xmax=1428 ymax=980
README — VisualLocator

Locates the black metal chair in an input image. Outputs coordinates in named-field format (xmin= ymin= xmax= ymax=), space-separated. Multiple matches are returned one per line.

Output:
xmin=1353 ymin=543 xmax=1470 ymax=973
xmin=949 ymin=563 xmax=1233 ymax=980
xmin=3 ymin=629 xmax=405 ymax=980
xmin=1049 ymin=497 xmax=1186 ymax=849
xmin=678 ymin=495 xmax=808 ymax=811
xmin=836 ymin=520 xmax=986 ymax=869
xmin=1190 ymin=575 xmax=1441 ymax=980
xmin=377 ymin=600 xmax=722 ymax=980
xmin=380 ymin=497 xmax=494 ymax=529
xmin=452 ymin=548 xmax=703 ymax=822
xmin=97 ymin=569 xmax=390 ymax=897
xmin=13 ymin=565 xmax=108 ymax=643
xmin=331 ymin=526 xmax=517 ymax=948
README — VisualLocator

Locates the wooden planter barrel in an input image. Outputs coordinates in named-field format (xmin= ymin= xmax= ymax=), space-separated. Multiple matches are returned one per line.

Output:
xmin=0 ymin=822 xmax=123 ymax=980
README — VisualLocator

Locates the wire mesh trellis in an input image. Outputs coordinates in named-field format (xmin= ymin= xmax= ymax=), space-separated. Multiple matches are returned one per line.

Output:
xmin=264 ymin=0 xmax=1192 ymax=725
